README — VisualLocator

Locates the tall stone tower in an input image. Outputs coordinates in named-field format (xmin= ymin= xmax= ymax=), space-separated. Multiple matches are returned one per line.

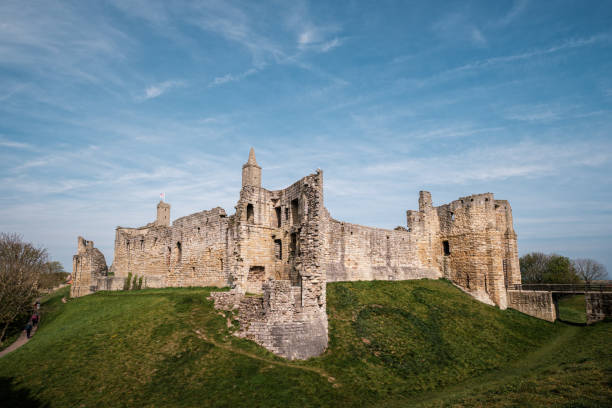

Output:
xmin=242 ymin=147 xmax=261 ymax=187
xmin=156 ymin=201 xmax=170 ymax=226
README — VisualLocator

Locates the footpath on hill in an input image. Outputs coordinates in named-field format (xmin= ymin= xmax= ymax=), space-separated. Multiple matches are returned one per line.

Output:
xmin=0 ymin=325 xmax=39 ymax=358
xmin=0 ymin=284 xmax=67 ymax=358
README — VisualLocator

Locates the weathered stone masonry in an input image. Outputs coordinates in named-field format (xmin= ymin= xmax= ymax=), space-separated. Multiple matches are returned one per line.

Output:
xmin=73 ymin=148 xmax=521 ymax=359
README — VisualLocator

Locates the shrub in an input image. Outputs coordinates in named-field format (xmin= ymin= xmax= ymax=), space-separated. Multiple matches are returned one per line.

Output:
xmin=124 ymin=272 xmax=132 ymax=291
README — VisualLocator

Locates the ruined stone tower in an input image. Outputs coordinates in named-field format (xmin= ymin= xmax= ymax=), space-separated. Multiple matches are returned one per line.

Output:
xmin=242 ymin=147 xmax=261 ymax=188
xmin=71 ymin=237 xmax=108 ymax=297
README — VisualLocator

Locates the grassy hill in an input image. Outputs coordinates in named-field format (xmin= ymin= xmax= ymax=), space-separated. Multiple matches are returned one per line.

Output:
xmin=1 ymin=280 xmax=610 ymax=407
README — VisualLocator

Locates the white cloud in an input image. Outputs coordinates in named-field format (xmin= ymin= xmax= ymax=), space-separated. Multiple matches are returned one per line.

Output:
xmin=363 ymin=140 xmax=612 ymax=185
xmin=494 ymin=0 xmax=529 ymax=27
xmin=470 ymin=28 xmax=487 ymax=46
xmin=432 ymin=13 xmax=486 ymax=48
xmin=0 ymin=137 xmax=34 ymax=150
xmin=210 ymin=68 xmax=258 ymax=87
xmin=143 ymin=80 xmax=183 ymax=100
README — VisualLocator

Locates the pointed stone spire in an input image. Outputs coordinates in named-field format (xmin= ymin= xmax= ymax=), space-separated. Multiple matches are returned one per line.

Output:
xmin=247 ymin=147 xmax=258 ymax=166
xmin=242 ymin=147 xmax=262 ymax=187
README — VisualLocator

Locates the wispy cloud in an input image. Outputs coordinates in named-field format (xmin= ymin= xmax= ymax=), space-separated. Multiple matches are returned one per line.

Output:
xmin=0 ymin=137 xmax=34 ymax=150
xmin=432 ymin=13 xmax=487 ymax=47
xmin=363 ymin=139 xmax=612 ymax=184
xmin=470 ymin=28 xmax=487 ymax=47
xmin=143 ymin=80 xmax=183 ymax=100
xmin=491 ymin=0 xmax=529 ymax=28
xmin=210 ymin=68 xmax=258 ymax=87
xmin=450 ymin=34 xmax=611 ymax=74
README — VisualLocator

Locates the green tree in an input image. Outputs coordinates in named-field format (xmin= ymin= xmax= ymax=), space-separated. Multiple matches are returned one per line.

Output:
xmin=520 ymin=252 xmax=580 ymax=284
xmin=45 ymin=261 xmax=65 ymax=274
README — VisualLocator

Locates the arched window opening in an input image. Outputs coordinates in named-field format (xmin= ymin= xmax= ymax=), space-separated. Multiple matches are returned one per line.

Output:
xmin=176 ymin=241 xmax=182 ymax=263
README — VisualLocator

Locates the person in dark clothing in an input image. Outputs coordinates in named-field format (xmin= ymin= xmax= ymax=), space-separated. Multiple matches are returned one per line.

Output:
xmin=25 ymin=321 xmax=33 ymax=339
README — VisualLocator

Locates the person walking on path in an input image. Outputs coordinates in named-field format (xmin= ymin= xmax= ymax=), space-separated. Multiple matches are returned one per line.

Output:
xmin=25 ymin=321 xmax=33 ymax=339
xmin=31 ymin=313 xmax=39 ymax=327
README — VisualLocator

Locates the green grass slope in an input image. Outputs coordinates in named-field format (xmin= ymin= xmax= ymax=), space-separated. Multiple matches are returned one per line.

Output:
xmin=557 ymin=294 xmax=587 ymax=324
xmin=0 ymin=280 xmax=610 ymax=407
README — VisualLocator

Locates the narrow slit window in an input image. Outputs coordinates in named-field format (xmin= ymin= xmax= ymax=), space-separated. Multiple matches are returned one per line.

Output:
xmin=275 ymin=207 xmax=282 ymax=228
xmin=246 ymin=203 xmax=254 ymax=223
xmin=443 ymin=240 xmax=450 ymax=256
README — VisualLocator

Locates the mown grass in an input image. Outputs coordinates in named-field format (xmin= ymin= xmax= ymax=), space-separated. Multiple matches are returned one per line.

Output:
xmin=0 ymin=280 xmax=610 ymax=407
xmin=558 ymin=294 xmax=587 ymax=324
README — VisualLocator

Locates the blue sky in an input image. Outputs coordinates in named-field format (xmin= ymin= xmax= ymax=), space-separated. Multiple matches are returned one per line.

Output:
xmin=1 ymin=0 xmax=611 ymax=277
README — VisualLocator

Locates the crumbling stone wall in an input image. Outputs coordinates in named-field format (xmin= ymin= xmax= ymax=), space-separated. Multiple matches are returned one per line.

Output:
xmin=217 ymin=169 xmax=328 ymax=359
xmin=409 ymin=192 xmax=520 ymax=309
xmin=71 ymin=237 xmax=108 ymax=297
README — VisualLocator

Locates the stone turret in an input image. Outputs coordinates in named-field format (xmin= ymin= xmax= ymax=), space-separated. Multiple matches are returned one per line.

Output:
xmin=242 ymin=147 xmax=261 ymax=188
xmin=156 ymin=201 xmax=170 ymax=226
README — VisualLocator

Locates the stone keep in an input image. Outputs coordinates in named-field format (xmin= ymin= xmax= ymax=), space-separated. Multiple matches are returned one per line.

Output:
xmin=72 ymin=149 xmax=521 ymax=359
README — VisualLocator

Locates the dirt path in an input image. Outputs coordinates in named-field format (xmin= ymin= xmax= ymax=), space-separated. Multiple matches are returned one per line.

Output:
xmin=193 ymin=329 xmax=339 ymax=386
xmin=0 ymin=297 xmax=44 ymax=359
xmin=0 ymin=323 xmax=39 ymax=358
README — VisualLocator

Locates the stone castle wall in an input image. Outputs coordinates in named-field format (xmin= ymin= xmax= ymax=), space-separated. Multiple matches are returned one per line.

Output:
xmin=324 ymin=218 xmax=442 ymax=282
xmin=111 ymin=206 xmax=231 ymax=288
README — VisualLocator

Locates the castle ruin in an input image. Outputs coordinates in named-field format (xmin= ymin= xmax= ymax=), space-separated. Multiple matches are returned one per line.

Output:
xmin=72 ymin=148 xmax=522 ymax=359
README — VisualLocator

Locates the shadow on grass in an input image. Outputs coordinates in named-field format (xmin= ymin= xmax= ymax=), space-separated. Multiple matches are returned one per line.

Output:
xmin=0 ymin=377 xmax=49 ymax=408
xmin=557 ymin=319 xmax=587 ymax=327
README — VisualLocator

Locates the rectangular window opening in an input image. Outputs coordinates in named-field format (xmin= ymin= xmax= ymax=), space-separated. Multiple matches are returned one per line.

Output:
xmin=291 ymin=198 xmax=299 ymax=226
xmin=275 ymin=207 xmax=281 ymax=228
xmin=443 ymin=240 xmax=450 ymax=256
xmin=274 ymin=239 xmax=282 ymax=260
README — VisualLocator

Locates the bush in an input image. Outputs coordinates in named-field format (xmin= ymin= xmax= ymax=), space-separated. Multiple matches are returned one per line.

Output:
xmin=124 ymin=272 xmax=132 ymax=291
xmin=137 ymin=276 xmax=143 ymax=290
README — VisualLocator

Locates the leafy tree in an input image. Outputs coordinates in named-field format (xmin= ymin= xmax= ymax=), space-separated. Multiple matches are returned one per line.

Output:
xmin=45 ymin=261 xmax=65 ymax=274
xmin=0 ymin=233 xmax=47 ymax=343
xmin=520 ymin=252 xmax=580 ymax=284
xmin=572 ymin=258 xmax=608 ymax=283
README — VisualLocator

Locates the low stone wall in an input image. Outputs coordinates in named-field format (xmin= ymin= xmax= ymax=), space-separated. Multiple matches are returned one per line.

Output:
xmin=96 ymin=277 xmax=125 ymax=291
xmin=586 ymin=292 xmax=612 ymax=324
xmin=507 ymin=290 xmax=557 ymax=322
